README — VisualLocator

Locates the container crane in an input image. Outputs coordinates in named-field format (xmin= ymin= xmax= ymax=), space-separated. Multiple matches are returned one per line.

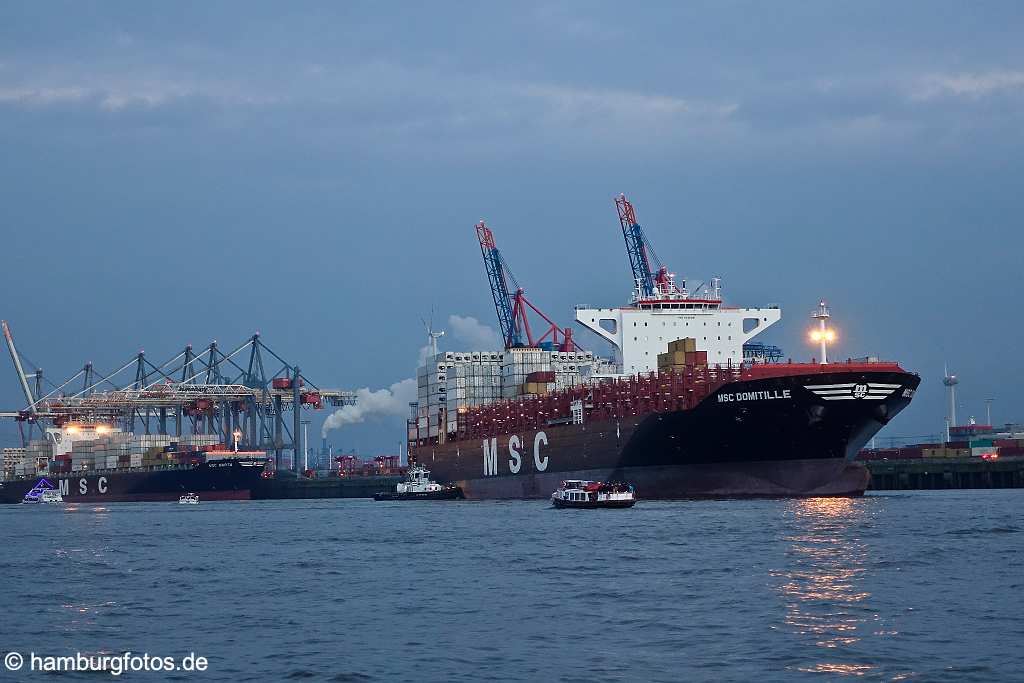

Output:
xmin=613 ymin=196 xmax=782 ymax=362
xmin=475 ymin=220 xmax=576 ymax=351
xmin=2 ymin=320 xmax=35 ymax=414
xmin=615 ymin=194 xmax=686 ymax=301
xmin=0 ymin=328 xmax=357 ymax=474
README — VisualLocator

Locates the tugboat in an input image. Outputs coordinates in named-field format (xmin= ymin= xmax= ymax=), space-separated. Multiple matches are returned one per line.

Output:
xmin=373 ymin=465 xmax=464 ymax=501
xmin=22 ymin=479 xmax=64 ymax=504
xmin=178 ymin=493 xmax=200 ymax=505
xmin=551 ymin=480 xmax=636 ymax=509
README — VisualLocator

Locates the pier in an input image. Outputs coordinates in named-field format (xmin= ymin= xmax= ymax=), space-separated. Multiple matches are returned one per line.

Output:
xmin=866 ymin=457 xmax=1024 ymax=491
xmin=251 ymin=474 xmax=403 ymax=500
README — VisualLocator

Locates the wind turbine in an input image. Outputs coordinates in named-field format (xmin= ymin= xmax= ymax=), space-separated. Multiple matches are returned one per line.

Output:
xmin=422 ymin=311 xmax=445 ymax=359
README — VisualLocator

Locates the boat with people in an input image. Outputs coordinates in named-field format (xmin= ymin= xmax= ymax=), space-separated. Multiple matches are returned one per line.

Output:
xmin=373 ymin=465 xmax=464 ymax=501
xmin=551 ymin=480 xmax=637 ymax=509
xmin=178 ymin=492 xmax=200 ymax=505
xmin=22 ymin=479 xmax=64 ymax=504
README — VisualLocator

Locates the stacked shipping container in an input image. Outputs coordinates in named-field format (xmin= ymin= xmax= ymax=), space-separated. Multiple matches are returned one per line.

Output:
xmin=3 ymin=446 xmax=41 ymax=479
xmin=416 ymin=351 xmax=504 ymax=439
xmin=8 ymin=431 xmax=225 ymax=476
xmin=413 ymin=348 xmax=606 ymax=440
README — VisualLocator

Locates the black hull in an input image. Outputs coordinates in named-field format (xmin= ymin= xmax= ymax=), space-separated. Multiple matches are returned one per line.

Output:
xmin=0 ymin=458 xmax=267 ymax=504
xmin=373 ymin=488 xmax=465 ymax=501
xmin=411 ymin=370 xmax=919 ymax=499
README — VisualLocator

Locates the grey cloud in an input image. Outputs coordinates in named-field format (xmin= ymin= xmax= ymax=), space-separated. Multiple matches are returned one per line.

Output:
xmin=911 ymin=71 xmax=1024 ymax=100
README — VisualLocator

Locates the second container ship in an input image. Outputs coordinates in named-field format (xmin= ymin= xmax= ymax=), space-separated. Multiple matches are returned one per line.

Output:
xmin=0 ymin=425 xmax=268 ymax=504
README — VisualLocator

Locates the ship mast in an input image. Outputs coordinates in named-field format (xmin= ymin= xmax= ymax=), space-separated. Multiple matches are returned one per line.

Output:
xmin=810 ymin=301 xmax=835 ymax=364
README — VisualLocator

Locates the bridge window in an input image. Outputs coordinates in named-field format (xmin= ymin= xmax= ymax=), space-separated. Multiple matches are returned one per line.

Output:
xmin=599 ymin=319 xmax=617 ymax=334
xmin=743 ymin=318 xmax=760 ymax=333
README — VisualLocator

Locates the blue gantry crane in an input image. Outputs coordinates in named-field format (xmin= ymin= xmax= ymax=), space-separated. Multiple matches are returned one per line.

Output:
xmin=475 ymin=220 xmax=522 ymax=348
xmin=0 ymin=323 xmax=356 ymax=473
xmin=474 ymin=220 xmax=576 ymax=351
xmin=615 ymin=193 xmax=661 ymax=299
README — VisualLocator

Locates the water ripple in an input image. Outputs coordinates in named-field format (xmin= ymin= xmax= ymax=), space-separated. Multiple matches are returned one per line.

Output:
xmin=2 ymin=492 xmax=1022 ymax=680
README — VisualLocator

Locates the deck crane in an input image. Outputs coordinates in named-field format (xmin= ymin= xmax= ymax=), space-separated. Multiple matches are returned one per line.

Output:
xmin=475 ymin=220 xmax=576 ymax=351
xmin=615 ymin=194 xmax=686 ymax=300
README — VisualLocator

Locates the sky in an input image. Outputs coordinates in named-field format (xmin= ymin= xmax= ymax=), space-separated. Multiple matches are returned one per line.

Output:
xmin=1 ymin=1 xmax=1022 ymax=453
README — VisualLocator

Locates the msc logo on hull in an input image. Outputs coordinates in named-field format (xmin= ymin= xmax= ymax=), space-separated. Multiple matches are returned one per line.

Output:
xmin=483 ymin=432 xmax=548 ymax=476
xmin=804 ymin=383 xmax=903 ymax=401
xmin=57 ymin=477 xmax=109 ymax=496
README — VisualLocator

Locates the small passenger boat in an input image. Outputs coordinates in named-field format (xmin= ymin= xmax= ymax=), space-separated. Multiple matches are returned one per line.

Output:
xmin=551 ymin=480 xmax=636 ymax=509
xmin=22 ymin=479 xmax=63 ymax=504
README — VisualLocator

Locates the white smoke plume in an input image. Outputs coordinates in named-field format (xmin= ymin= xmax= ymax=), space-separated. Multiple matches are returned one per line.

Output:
xmin=447 ymin=314 xmax=501 ymax=350
xmin=321 ymin=378 xmax=417 ymax=437
xmin=321 ymin=315 xmax=499 ymax=438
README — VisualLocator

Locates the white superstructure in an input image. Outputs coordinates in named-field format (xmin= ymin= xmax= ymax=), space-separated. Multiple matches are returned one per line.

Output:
xmin=396 ymin=465 xmax=444 ymax=494
xmin=574 ymin=273 xmax=781 ymax=375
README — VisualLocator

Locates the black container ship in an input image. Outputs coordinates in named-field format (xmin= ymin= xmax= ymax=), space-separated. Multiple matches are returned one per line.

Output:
xmin=0 ymin=418 xmax=420 ymax=503
xmin=409 ymin=201 xmax=920 ymax=499
xmin=0 ymin=424 xmax=411 ymax=503
xmin=410 ymin=359 xmax=919 ymax=499
xmin=0 ymin=455 xmax=267 ymax=504
xmin=0 ymin=424 xmax=271 ymax=504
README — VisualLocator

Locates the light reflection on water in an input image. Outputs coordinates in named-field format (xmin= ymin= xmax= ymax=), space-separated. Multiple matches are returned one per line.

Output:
xmin=6 ymin=494 xmax=1019 ymax=680
xmin=773 ymin=497 xmax=879 ymax=676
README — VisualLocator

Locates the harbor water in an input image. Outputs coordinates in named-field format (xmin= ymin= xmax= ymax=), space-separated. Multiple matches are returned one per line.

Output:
xmin=2 ymin=490 xmax=1022 ymax=681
